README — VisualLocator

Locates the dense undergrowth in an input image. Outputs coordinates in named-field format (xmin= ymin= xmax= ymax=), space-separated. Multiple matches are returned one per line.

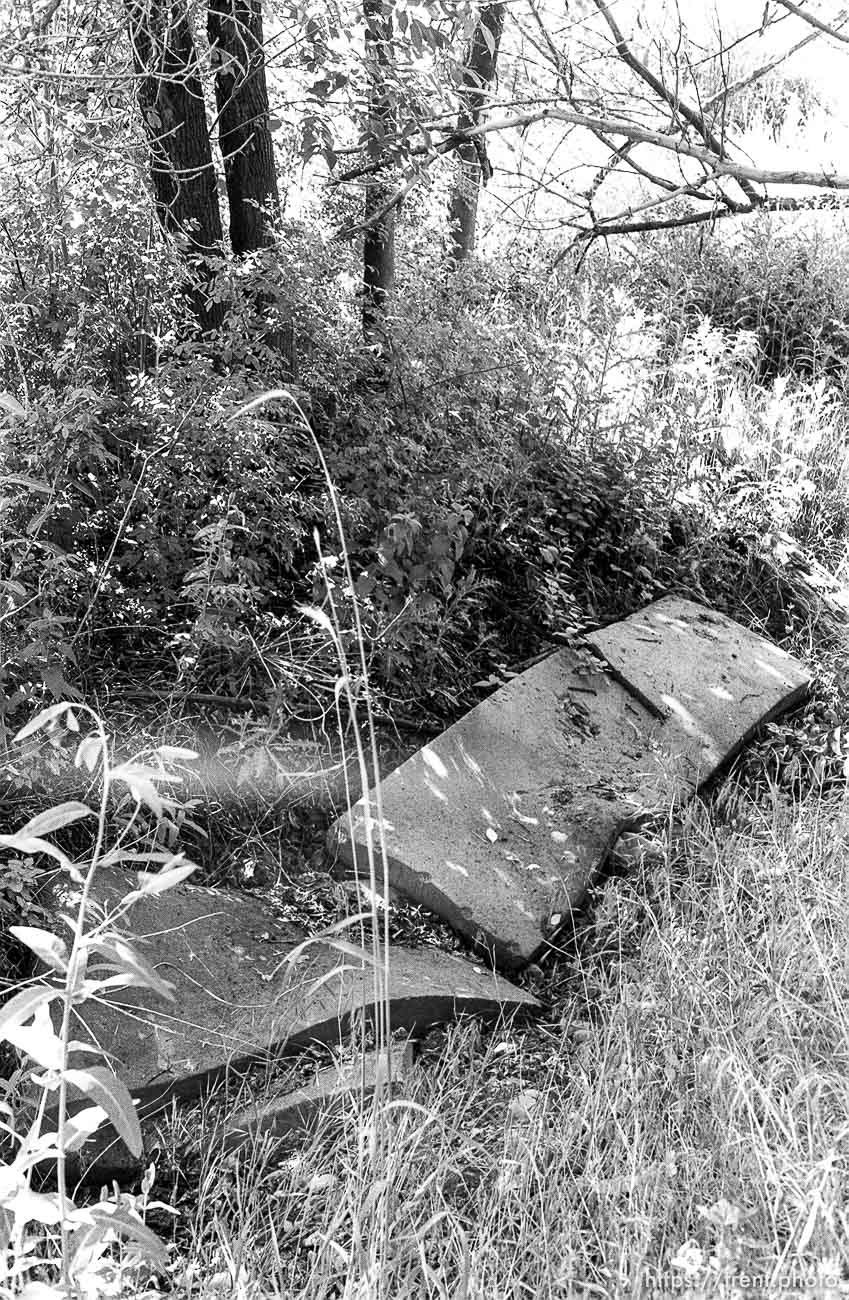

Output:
xmin=4 ymin=213 xmax=849 ymax=743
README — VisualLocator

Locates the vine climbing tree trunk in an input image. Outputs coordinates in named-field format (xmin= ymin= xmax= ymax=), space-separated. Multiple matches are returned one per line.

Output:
xmin=207 ymin=0 xmax=296 ymax=376
xmin=362 ymin=0 xmax=396 ymax=348
xmin=126 ymin=0 xmax=224 ymax=332
xmin=447 ymin=2 xmax=505 ymax=265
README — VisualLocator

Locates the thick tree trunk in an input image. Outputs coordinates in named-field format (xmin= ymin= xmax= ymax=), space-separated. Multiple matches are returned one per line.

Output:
xmin=362 ymin=0 xmax=396 ymax=347
xmin=126 ymin=0 xmax=224 ymax=331
xmin=448 ymin=2 xmax=505 ymax=265
xmin=207 ymin=0 xmax=296 ymax=375
xmin=207 ymin=0 xmax=278 ymax=254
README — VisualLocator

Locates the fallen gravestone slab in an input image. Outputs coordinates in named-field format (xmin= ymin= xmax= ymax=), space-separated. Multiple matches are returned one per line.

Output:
xmin=330 ymin=597 xmax=809 ymax=969
xmin=332 ymin=658 xmax=665 ymax=969
xmin=584 ymin=597 xmax=810 ymax=784
xmin=40 ymin=869 xmax=537 ymax=1124
xmin=222 ymin=1041 xmax=415 ymax=1153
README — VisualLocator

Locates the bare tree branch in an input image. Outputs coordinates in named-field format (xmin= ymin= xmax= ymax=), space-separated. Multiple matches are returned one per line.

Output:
xmin=525 ymin=0 xmax=634 ymax=217
xmin=336 ymin=106 xmax=849 ymax=193
xmin=773 ymin=0 xmax=849 ymax=44
xmin=585 ymin=129 xmax=720 ymax=203
xmin=701 ymin=29 xmax=823 ymax=111
xmin=581 ymin=171 xmax=724 ymax=233
xmin=336 ymin=92 xmax=849 ymax=244
xmin=570 ymin=190 xmax=849 ymax=242
xmin=323 ymin=0 xmax=849 ymax=246
xmin=589 ymin=0 xmax=758 ymax=209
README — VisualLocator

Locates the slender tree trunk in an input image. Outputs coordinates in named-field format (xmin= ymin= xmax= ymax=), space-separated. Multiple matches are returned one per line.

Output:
xmin=448 ymin=2 xmax=505 ymax=265
xmin=126 ymin=0 xmax=224 ymax=331
xmin=362 ymin=0 xmax=396 ymax=347
xmin=207 ymin=0 xmax=296 ymax=375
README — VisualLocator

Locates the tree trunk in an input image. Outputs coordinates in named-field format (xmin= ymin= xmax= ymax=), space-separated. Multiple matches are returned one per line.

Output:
xmin=207 ymin=0 xmax=278 ymax=254
xmin=448 ymin=2 xmax=505 ymax=265
xmin=362 ymin=0 xmax=396 ymax=348
xmin=207 ymin=0 xmax=296 ymax=375
xmin=126 ymin=0 xmax=224 ymax=331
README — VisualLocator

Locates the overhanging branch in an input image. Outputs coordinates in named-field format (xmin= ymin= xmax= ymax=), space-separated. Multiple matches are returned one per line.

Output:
xmin=337 ymin=106 xmax=849 ymax=191
xmin=773 ymin=0 xmax=849 ymax=43
xmin=571 ymin=190 xmax=849 ymax=242
xmin=335 ymin=96 xmax=849 ymax=243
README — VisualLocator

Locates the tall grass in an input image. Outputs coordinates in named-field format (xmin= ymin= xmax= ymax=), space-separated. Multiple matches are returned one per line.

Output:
xmin=154 ymin=785 xmax=849 ymax=1298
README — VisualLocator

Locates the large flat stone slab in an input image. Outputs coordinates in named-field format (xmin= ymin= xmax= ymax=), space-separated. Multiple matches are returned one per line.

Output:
xmin=332 ymin=658 xmax=671 ymax=968
xmin=330 ymin=599 xmax=809 ymax=968
xmin=44 ymin=870 xmax=538 ymax=1119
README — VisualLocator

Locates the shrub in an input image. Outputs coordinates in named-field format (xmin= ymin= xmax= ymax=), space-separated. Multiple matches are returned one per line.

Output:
xmin=637 ymin=216 xmax=849 ymax=383
xmin=8 ymin=193 xmax=849 ymax=727
xmin=0 ymin=702 xmax=194 ymax=1296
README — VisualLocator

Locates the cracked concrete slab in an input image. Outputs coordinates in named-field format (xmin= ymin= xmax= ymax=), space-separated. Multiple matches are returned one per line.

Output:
xmin=330 ymin=599 xmax=809 ymax=969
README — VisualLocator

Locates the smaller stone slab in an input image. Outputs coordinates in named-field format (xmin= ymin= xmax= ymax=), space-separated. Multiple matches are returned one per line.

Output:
xmin=330 ymin=599 xmax=809 ymax=969
xmin=585 ymin=596 xmax=810 ymax=785
xmin=222 ymin=1041 xmax=414 ymax=1152
xmin=42 ymin=869 xmax=537 ymax=1120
